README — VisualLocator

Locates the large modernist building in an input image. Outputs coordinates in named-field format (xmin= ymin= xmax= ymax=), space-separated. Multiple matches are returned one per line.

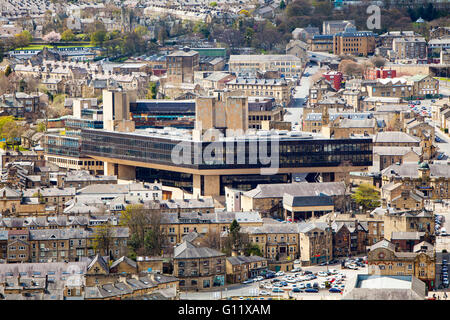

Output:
xmin=45 ymin=90 xmax=373 ymax=197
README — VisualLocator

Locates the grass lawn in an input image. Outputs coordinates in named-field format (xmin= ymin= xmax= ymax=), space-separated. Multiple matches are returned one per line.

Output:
xmin=435 ymin=77 xmax=450 ymax=82
xmin=15 ymin=43 xmax=95 ymax=51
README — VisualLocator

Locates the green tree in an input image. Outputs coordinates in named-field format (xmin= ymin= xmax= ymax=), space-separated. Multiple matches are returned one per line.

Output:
xmin=279 ymin=0 xmax=286 ymax=9
xmin=4 ymin=65 xmax=11 ymax=77
xmin=134 ymin=25 xmax=148 ymax=38
xmin=90 ymin=30 xmax=107 ymax=47
xmin=244 ymin=243 xmax=263 ymax=256
xmin=93 ymin=225 xmax=114 ymax=258
xmin=61 ymin=29 xmax=75 ymax=41
xmin=210 ymin=1 xmax=217 ymax=6
xmin=146 ymin=82 xmax=157 ymax=99
xmin=351 ymin=183 xmax=381 ymax=212
xmin=36 ymin=122 xmax=46 ymax=132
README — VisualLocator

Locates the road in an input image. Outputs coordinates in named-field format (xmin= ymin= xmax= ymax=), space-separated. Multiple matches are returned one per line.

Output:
xmin=285 ymin=64 xmax=321 ymax=131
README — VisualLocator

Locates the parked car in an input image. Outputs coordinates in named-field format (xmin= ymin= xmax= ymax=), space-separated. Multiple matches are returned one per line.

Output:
xmin=328 ymin=269 xmax=338 ymax=274
xmin=305 ymin=288 xmax=319 ymax=293
xmin=275 ymin=271 xmax=285 ymax=276
xmin=280 ymin=281 xmax=288 ymax=287
xmin=437 ymin=153 xmax=445 ymax=160
xmin=294 ymin=259 xmax=301 ymax=264
xmin=319 ymin=283 xmax=326 ymax=289
xmin=304 ymin=271 xmax=313 ymax=275
xmin=259 ymin=290 xmax=270 ymax=296
xmin=329 ymin=287 xmax=342 ymax=293
xmin=318 ymin=271 xmax=328 ymax=277
xmin=435 ymin=136 xmax=442 ymax=142
xmin=243 ymin=279 xmax=254 ymax=284
xmin=291 ymin=267 xmax=302 ymax=273
xmin=265 ymin=272 xmax=276 ymax=279
xmin=272 ymin=288 xmax=284 ymax=293
xmin=291 ymin=288 xmax=303 ymax=293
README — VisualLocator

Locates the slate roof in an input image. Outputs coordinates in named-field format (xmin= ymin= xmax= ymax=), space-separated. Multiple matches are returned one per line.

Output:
xmin=243 ymin=182 xmax=345 ymax=199
xmin=226 ymin=255 xmax=267 ymax=265
xmin=110 ymin=256 xmax=137 ymax=270
xmin=283 ymin=193 xmax=333 ymax=207
xmin=87 ymin=254 xmax=109 ymax=274
xmin=173 ymin=241 xmax=225 ymax=259
xmin=373 ymin=132 xmax=420 ymax=144
xmin=382 ymin=163 xmax=450 ymax=179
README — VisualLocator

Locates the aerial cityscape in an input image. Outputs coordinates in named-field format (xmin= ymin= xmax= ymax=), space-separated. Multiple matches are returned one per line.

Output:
xmin=0 ymin=0 xmax=448 ymax=304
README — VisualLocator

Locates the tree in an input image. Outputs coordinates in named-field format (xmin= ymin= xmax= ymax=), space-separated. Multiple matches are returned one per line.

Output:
xmin=371 ymin=56 xmax=386 ymax=68
xmin=4 ymin=65 xmax=11 ymax=77
xmin=387 ymin=113 xmax=402 ymax=131
xmin=279 ymin=0 xmax=286 ymax=10
xmin=351 ymin=183 xmax=381 ymax=212
xmin=93 ymin=225 xmax=114 ymax=258
xmin=36 ymin=122 xmax=46 ymax=132
xmin=90 ymin=30 xmax=107 ymax=47
xmin=14 ymin=33 xmax=30 ymax=49
xmin=244 ymin=243 xmax=263 ymax=256
xmin=209 ymin=1 xmax=217 ymax=7
xmin=61 ymin=29 xmax=75 ymax=41
xmin=286 ymin=0 xmax=312 ymax=17
xmin=146 ymin=82 xmax=157 ymax=99
xmin=43 ymin=31 xmax=61 ymax=43
xmin=339 ymin=60 xmax=364 ymax=78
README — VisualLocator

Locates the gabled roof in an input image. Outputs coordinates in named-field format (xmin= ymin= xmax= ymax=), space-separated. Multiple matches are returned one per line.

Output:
xmin=87 ymin=254 xmax=109 ymax=274
xmin=369 ymin=239 xmax=396 ymax=252
xmin=110 ymin=256 xmax=137 ymax=270
xmin=174 ymin=241 xmax=225 ymax=259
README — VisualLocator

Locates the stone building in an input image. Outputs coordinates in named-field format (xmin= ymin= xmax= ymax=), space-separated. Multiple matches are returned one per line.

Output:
xmin=173 ymin=241 xmax=225 ymax=291
xmin=367 ymin=239 xmax=435 ymax=290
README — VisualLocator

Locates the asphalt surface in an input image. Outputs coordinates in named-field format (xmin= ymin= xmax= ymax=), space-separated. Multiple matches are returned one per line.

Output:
xmin=180 ymin=261 xmax=368 ymax=300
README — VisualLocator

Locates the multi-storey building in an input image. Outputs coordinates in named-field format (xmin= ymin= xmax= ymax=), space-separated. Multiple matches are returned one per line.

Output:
xmin=173 ymin=241 xmax=226 ymax=291
xmin=368 ymin=239 xmax=435 ymax=290
xmin=309 ymin=35 xmax=333 ymax=52
xmin=382 ymin=162 xmax=450 ymax=200
xmin=298 ymin=222 xmax=333 ymax=266
xmin=166 ymin=48 xmax=199 ymax=84
xmin=225 ymin=78 xmax=292 ymax=105
xmin=225 ymin=255 xmax=268 ymax=283
xmin=333 ymin=29 xmax=376 ymax=56
xmin=228 ymin=54 xmax=304 ymax=78
xmin=365 ymin=68 xmax=397 ymax=80
xmin=77 ymin=91 xmax=373 ymax=197
xmin=391 ymin=37 xmax=427 ymax=60
xmin=244 ymin=223 xmax=299 ymax=272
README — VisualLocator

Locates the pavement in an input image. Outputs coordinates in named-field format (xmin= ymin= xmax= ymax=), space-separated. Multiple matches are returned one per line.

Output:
xmin=180 ymin=261 xmax=367 ymax=300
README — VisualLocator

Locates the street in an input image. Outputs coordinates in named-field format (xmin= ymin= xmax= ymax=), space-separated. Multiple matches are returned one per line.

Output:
xmin=284 ymin=63 xmax=321 ymax=131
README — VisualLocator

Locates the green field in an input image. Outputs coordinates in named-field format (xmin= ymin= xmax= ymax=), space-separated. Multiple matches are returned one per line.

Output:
xmin=435 ymin=77 xmax=450 ymax=82
xmin=15 ymin=43 xmax=95 ymax=51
